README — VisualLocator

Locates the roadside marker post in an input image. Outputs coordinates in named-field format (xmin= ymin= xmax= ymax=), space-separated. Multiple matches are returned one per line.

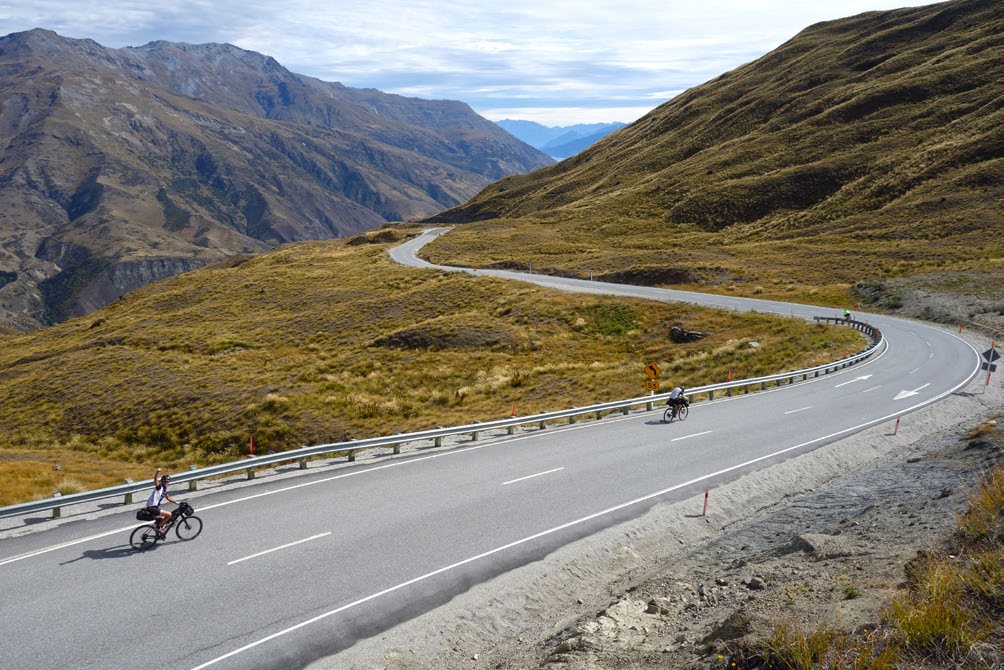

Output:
xmin=981 ymin=341 xmax=998 ymax=387
xmin=893 ymin=417 xmax=900 ymax=435
xmin=702 ymin=489 xmax=709 ymax=517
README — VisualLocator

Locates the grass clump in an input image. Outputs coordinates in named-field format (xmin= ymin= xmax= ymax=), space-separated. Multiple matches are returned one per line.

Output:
xmin=721 ymin=419 xmax=1004 ymax=669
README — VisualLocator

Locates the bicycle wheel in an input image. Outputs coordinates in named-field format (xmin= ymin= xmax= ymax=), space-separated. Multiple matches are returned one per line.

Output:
xmin=130 ymin=524 xmax=159 ymax=551
xmin=677 ymin=405 xmax=689 ymax=421
xmin=663 ymin=406 xmax=674 ymax=423
xmin=175 ymin=515 xmax=203 ymax=541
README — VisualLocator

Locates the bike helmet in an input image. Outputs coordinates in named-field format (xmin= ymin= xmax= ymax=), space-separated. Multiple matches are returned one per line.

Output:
xmin=160 ymin=474 xmax=171 ymax=484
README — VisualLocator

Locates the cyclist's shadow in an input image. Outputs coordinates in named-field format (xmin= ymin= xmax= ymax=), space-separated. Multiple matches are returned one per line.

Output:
xmin=60 ymin=544 xmax=145 ymax=564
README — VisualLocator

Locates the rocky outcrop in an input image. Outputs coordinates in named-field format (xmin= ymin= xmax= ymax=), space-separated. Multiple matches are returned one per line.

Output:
xmin=73 ymin=258 xmax=210 ymax=316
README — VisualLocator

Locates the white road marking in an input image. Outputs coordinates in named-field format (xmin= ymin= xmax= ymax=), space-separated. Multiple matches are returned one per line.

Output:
xmin=834 ymin=375 xmax=872 ymax=388
xmin=670 ymin=430 xmax=712 ymax=442
xmin=863 ymin=386 xmax=881 ymax=393
xmin=191 ymin=390 xmax=981 ymax=670
xmin=502 ymin=468 xmax=564 ymax=486
xmin=785 ymin=406 xmax=813 ymax=414
xmin=895 ymin=383 xmax=931 ymax=400
xmin=227 ymin=533 xmax=331 ymax=566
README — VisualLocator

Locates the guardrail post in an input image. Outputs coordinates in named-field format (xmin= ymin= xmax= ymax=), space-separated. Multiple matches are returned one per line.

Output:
xmin=188 ymin=465 xmax=199 ymax=491
xmin=645 ymin=400 xmax=653 ymax=411
xmin=595 ymin=410 xmax=603 ymax=420
xmin=392 ymin=443 xmax=400 ymax=455
xmin=539 ymin=420 xmax=547 ymax=429
xmin=727 ymin=386 xmax=733 ymax=397
xmin=435 ymin=436 xmax=443 ymax=447
xmin=246 ymin=467 xmax=255 ymax=480
xmin=471 ymin=431 xmax=480 ymax=441
xmin=507 ymin=425 xmax=515 ymax=435
xmin=621 ymin=407 xmax=629 ymax=415
xmin=52 ymin=492 xmax=61 ymax=518
xmin=299 ymin=458 xmax=308 ymax=470
xmin=348 ymin=449 xmax=357 ymax=462
xmin=568 ymin=414 xmax=577 ymax=424
xmin=124 ymin=479 xmax=134 ymax=504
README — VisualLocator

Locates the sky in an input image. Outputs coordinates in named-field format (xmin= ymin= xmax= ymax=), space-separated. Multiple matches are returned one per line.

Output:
xmin=2 ymin=0 xmax=942 ymax=126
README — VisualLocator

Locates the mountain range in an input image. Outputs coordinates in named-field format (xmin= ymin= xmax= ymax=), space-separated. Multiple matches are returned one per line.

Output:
xmin=0 ymin=29 xmax=552 ymax=330
xmin=496 ymin=120 xmax=627 ymax=159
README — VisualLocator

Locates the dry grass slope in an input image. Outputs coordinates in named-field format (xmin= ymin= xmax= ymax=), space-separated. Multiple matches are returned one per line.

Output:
xmin=0 ymin=229 xmax=865 ymax=505
xmin=423 ymin=0 xmax=1002 ymax=325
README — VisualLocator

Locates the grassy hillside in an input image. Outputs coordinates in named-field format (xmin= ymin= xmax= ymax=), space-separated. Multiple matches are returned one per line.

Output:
xmin=0 ymin=228 xmax=864 ymax=505
xmin=423 ymin=0 xmax=1002 ymax=326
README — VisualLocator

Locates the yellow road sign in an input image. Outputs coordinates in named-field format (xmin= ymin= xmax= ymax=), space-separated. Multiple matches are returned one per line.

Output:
xmin=644 ymin=361 xmax=661 ymax=379
xmin=645 ymin=379 xmax=659 ymax=391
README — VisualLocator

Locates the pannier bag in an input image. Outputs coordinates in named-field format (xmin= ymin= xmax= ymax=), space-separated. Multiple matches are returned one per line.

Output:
xmin=136 ymin=508 xmax=157 ymax=521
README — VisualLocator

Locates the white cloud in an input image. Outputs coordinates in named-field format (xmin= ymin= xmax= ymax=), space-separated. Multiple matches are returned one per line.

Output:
xmin=1 ymin=0 xmax=943 ymax=126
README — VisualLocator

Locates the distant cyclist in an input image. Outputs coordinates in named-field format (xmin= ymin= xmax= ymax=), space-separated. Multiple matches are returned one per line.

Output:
xmin=146 ymin=469 xmax=178 ymax=538
xmin=667 ymin=386 xmax=689 ymax=416
xmin=843 ymin=308 xmax=852 ymax=321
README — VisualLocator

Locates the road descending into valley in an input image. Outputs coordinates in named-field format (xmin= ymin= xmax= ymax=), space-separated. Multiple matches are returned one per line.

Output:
xmin=0 ymin=227 xmax=981 ymax=670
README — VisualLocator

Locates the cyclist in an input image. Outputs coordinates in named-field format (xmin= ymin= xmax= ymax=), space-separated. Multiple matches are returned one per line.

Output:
xmin=146 ymin=469 xmax=178 ymax=538
xmin=843 ymin=308 xmax=852 ymax=321
xmin=667 ymin=386 xmax=689 ymax=417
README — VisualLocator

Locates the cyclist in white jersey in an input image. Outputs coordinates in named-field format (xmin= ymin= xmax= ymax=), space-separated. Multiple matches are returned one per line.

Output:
xmin=667 ymin=386 xmax=689 ymax=414
xmin=145 ymin=469 xmax=178 ymax=538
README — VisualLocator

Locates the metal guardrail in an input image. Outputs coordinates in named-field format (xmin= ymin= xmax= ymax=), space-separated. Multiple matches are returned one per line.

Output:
xmin=0 ymin=318 xmax=882 ymax=522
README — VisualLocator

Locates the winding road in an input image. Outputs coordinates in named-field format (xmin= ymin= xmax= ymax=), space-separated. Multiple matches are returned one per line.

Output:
xmin=0 ymin=227 xmax=981 ymax=670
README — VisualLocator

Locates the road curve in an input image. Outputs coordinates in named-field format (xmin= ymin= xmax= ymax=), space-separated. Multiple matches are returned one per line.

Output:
xmin=0 ymin=227 xmax=981 ymax=670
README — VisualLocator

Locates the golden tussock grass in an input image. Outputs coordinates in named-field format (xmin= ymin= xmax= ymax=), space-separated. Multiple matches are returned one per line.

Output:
xmin=0 ymin=232 xmax=865 ymax=505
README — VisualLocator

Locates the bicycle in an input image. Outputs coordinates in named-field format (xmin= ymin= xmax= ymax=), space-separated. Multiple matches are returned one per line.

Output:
xmin=662 ymin=401 xmax=689 ymax=423
xmin=130 ymin=501 xmax=203 ymax=551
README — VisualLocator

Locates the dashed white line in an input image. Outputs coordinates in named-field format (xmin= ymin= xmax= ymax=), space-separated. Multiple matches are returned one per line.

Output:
xmin=501 ymin=467 xmax=564 ymax=486
xmin=228 ymin=533 xmax=331 ymax=566
xmin=670 ymin=430 xmax=712 ymax=442
xmin=785 ymin=406 xmax=813 ymax=415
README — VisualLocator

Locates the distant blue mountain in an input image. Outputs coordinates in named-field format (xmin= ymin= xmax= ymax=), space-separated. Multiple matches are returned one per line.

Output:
xmin=496 ymin=120 xmax=627 ymax=159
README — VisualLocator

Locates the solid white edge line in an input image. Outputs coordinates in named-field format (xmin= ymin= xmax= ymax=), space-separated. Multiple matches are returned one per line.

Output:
xmin=227 ymin=533 xmax=331 ymax=566
xmin=501 ymin=467 xmax=564 ymax=486
xmin=188 ymin=362 xmax=982 ymax=670
xmin=186 ymin=355 xmax=979 ymax=670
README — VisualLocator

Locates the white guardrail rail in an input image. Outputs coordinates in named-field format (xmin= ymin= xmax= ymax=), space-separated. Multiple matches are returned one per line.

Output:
xmin=0 ymin=317 xmax=881 ymax=521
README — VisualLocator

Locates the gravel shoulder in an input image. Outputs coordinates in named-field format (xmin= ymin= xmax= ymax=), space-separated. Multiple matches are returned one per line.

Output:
xmin=314 ymin=325 xmax=1002 ymax=670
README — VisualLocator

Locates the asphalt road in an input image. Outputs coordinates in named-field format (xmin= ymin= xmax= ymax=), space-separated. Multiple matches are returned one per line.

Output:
xmin=0 ymin=227 xmax=980 ymax=670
